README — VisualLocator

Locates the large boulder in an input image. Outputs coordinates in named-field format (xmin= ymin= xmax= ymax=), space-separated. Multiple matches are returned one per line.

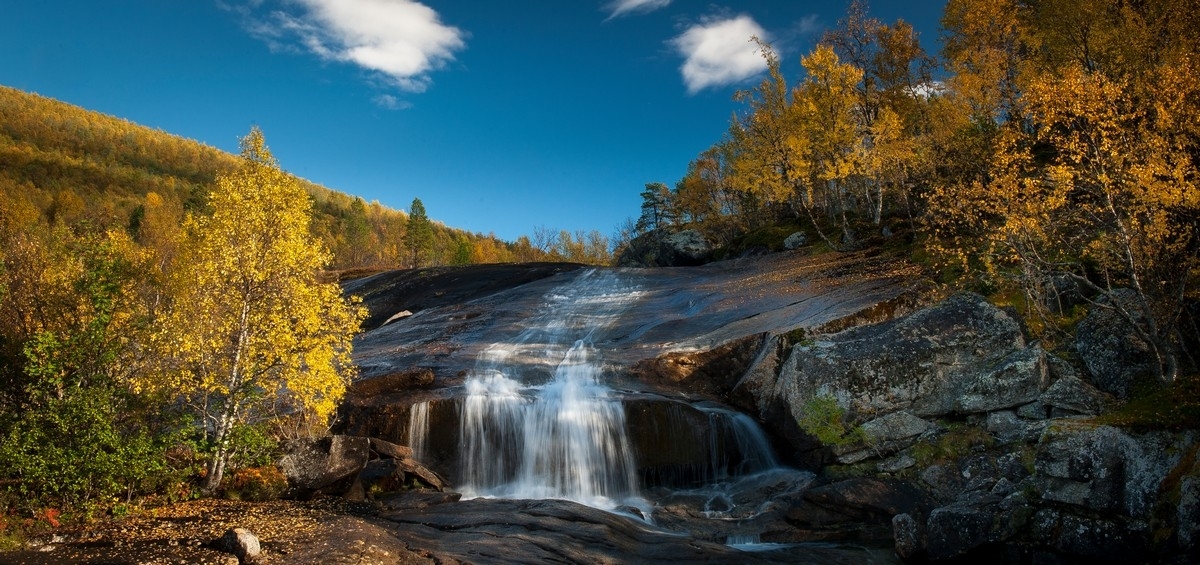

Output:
xmin=279 ymin=435 xmax=447 ymax=499
xmin=615 ymin=229 xmax=713 ymax=267
xmin=279 ymin=435 xmax=370 ymax=497
xmin=658 ymin=230 xmax=713 ymax=266
xmin=772 ymin=293 xmax=1048 ymax=425
xmin=1034 ymin=422 xmax=1182 ymax=520
xmin=1074 ymin=289 xmax=1157 ymax=397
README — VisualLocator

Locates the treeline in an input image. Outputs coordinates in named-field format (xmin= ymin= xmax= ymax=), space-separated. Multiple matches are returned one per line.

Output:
xmin=633 ymin=0 xmax=1199 ymax=384
xmin=0 ymin=85 xmax=613 ymax=271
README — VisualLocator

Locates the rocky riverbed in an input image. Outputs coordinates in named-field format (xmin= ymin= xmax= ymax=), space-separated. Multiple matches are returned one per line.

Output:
xmin=6 ymin=249 xmax=1198 ymax=563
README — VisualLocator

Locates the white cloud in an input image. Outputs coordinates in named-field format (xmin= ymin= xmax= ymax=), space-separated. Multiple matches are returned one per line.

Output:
xmin=671 ymin=15 xmax=768 ymax=94
xmin=373 ymin=93 xmax=412 ymax=110
xmin=604 ymin=0 xmax=670 ymax=20
xmin=246 ymin=0 xmax=466 ymax=93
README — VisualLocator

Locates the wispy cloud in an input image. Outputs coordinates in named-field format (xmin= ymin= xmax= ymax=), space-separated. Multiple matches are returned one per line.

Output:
xmin=671 ymin=15 xmax=768 ymax=94
xmin=238 ymin=0 xmax=466 ymax=93
xmin=604 ymin=0 xmax=670 ymax=20
xmin=373 ymin=93 xmax=412 ymax=110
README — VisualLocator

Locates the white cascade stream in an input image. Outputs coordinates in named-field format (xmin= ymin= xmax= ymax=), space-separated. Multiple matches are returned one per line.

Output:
xmin=455 ymin=270 xmax=646 ymax=511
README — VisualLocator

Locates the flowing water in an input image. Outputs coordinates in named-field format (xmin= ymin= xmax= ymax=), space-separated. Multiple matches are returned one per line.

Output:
xmin=454 ymin=270 xmax=646 ymax=510
xmin=404 ymin=269 xmax=794 ymax=528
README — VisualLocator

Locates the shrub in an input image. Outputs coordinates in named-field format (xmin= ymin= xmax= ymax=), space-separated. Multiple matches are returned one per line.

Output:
xmin=222 ymin=466 xmax=288 ymax=502
xmin=797 ymin=395 xmax=864 ymax=447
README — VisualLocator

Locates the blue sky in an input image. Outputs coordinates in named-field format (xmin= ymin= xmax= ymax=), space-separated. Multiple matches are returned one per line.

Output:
xmin=1 ymin=1 xmax=946 ymax=242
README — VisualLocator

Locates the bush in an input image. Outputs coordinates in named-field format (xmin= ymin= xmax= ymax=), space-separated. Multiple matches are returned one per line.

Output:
xmin=222 ymin=466 xmax=287 ymax=502
xmin=797 ymin=395 xmax=864 ymax=447
xmin=0 ymin=385 xmax=186 ymax=516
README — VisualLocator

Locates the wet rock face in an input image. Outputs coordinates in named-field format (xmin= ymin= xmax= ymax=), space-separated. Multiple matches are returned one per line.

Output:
xmin=630 ymin=334 xmax=765 ymax=397
xmin=772 ymin=292 xmax=1048 ymax=425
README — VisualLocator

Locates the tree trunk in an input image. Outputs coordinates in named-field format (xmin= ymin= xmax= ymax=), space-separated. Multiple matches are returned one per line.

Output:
xmin=202 ymin=406 xmax=235 ymax=494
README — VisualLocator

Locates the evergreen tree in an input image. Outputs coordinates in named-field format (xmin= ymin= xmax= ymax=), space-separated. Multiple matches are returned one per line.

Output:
xmin=405 ymin=197 xmax=434 ymax=268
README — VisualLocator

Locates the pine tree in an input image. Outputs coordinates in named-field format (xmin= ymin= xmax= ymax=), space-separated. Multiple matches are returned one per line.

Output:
xmin=405 ymin=197 xmax=434 ymax=268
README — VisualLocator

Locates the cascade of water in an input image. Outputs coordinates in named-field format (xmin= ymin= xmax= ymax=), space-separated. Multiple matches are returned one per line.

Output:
xmin=407 ymin=401 xmax=430 ymax=461
xmin=457 ymin=270 xmax=645 ymax=510
xmin=710 ymin=408 xmax=780 ymax=475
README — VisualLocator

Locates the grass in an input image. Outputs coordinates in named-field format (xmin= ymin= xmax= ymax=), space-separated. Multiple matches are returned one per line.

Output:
xmin=1093 ymin=373 xmax=1200 ymax=431
xmin=909 ymin=423 xmax=995 ymax=468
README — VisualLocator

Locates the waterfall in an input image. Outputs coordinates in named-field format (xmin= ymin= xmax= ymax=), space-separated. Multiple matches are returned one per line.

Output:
xmin=698 ymin=404 xmax=780 ymax=477
xmin=407 ymin=401 xmax=430 ymax=461
xmin=457 ymin=270 xmax=645 ymax=511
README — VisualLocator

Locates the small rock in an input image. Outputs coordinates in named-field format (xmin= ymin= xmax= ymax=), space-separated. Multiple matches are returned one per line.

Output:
xmin=216 ymin=527 xmax=261 ymax=564
xmin=877 ymin=454 xmax=916 ymax=473
xmin=986 ymin=410 xmax=1024 ymax=443
xmin=892 ymin=513 xmax=922 ymax=559
xmin=1040 ymin=375 xmax=1111 ymax=416
xmin=783 ymin=231 xmax=807 ymax=250
xmin=1017 ymin=401 xmax=1048 ymax=420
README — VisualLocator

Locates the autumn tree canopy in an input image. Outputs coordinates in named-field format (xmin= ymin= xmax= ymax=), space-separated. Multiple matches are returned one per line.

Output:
xmin=146 ymin=127 xmax=365 ymax=492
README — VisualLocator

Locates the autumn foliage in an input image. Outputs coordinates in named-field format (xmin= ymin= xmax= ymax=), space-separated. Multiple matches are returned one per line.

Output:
xmin=643 ymin=0 xmax=1198 ymax=385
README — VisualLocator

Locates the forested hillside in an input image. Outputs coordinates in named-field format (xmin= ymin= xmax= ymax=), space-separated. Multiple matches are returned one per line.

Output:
xmin=629 ymin=0 xmax=1199 ymax=385
xmin=0 ymin=85 xmax=613 ymax=526
xmin=0 ymin=86 xmax=612 ymax=269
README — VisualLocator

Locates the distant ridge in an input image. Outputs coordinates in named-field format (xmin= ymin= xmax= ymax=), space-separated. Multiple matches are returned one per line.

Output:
xmin=0 ymin=85 xmax=539 ymax=269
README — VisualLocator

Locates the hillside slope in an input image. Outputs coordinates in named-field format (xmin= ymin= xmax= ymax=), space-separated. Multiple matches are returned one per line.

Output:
xmin=0 ymin=85 xmax=538 ymax=269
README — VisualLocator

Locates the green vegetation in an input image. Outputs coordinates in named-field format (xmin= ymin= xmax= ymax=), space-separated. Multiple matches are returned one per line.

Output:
xmin=0 ymin=129 xmax=362 ymax=529
xmin=1094 ymin=375 xmax=1200 ymax=431
xmin=797 ymin=395 xmax=864 ymax=447
xmin=908 ymin=424 xmax=996 ymax=468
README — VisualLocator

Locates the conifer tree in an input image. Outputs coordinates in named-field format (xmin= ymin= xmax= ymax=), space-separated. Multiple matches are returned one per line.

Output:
xmin=405 ymin=197 xmax=434 ymax=268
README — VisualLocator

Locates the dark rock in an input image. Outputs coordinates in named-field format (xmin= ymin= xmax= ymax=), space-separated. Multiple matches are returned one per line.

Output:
xmin=214 ymin=528 xmax=260 ymax=564
xmin=377 ymin=497 xmax=870 ymax=563
xmin=658 ymin=230 xmax=713 ymax=266
xmin=892 ymin=512 xmax=923 ymax=560
xmin=834 ymin=411 xmax=934 ymax=464
xmin=279 ymin=435 xmax=370 ymax=497
xmin=616 ymin=229 xmax=663 ymax=267
xmin=1074 ymin=289 xmax=1157 ymax=397
xmin=1040 ymin=375 xmax=1112 ymax=416
xmin=920 ymin=464 xmax=965 ymax=502
xmin=1035 ymin=422 xmax=1181 ymax=519
xmin=1031 ymin=508 xmax=1148 ymax=562
xmin=368 ymin=437 xmax=414 ymax=460
xmin=624 ymin=397 xmax=778 ymax=488
xmin=784 ymin=231 xmax=808 ymax=250
xmin=925 ymin=499 xmax=999 ymax=560
xmin=774 ymin=293 xmax=1048 ymax=422
xmin=631 ymin=334 xmax=765 ymax=397
xmin=787 ymin=478 xmax=929 ymax=527
xmin=877 ymin=454 xmax=916 ymax=473
xmin=347 ymin=368 xmax=434 ymax=397
xmin=986 ymin=410 xmax=1025 ymax=443
xmin=1018 ymin=400 xmax=1049 ymax=420
xmin=1179 ymin=464 xmax=1200 ymax=553
xmin=377 ymin=490 xmax=462 ymax=510
xmin=615 ymin=229 xmax=713 ymax=268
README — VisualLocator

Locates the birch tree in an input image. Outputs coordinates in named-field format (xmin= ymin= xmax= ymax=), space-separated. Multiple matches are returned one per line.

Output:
xmin=148 ymin=127 xmax=365 ymax=492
